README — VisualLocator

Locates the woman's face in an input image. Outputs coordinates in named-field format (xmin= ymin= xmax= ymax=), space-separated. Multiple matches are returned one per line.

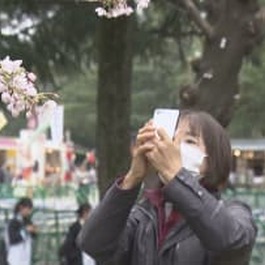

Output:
xmin=173 ymin=118 xmax=207 ymax=175
xmin=20 ymin=206 xmax=32 ymax=218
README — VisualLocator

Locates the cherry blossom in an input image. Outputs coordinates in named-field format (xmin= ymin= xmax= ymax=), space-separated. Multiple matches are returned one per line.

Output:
xmin=95 ymin=0 xmax=150 ymax=18
xmin=135 ymin=0 xmax=150 ymax=11
xmin=0 ymin=56 xmax=58 ymax=117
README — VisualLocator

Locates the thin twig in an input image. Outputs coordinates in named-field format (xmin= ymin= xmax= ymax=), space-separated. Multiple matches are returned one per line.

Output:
xmin=181 ymin=0 xmax=214 ymax=39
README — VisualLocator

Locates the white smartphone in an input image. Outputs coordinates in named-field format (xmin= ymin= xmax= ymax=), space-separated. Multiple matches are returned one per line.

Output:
xmin=153 ymin=108 xmax=180 ymax=139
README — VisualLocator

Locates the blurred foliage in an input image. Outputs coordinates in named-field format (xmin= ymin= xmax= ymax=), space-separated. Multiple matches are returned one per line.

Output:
xmin=1 ymin=0 xmax=265 ymax=146
xmin=0 ymin=1 xmax=98 ymax=146
xmin=61 ymin=69 xmax=97 ymax=146
xmin=0 ymin=1 xmax=97 ymax=85
xmin=0 ymin=0 xmax=197 ymax=147
xmin=131 ymin=45 xmax=193 ymax=131
xmin=229 ymin=46 xmax=265 ymax=138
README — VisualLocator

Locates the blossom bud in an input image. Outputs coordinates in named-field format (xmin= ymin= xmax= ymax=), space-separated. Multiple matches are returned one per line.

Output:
xmin=11 ymin=108 xmax=20 ymax=118
xmin=28 ymin=72 xmax=37 ymax=82
xmin=1 ymin=92 xmax=12 ymax=104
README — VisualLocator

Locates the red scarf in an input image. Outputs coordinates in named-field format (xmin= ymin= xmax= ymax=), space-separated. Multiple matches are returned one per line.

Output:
xmin=144 ymin=189 xmax=182 ymax=248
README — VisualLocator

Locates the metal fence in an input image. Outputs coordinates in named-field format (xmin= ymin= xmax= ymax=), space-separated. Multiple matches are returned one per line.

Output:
xmin=32 ymin=209 xmax=76 ymax=265
xmin=0 ymin=207 xmax=76 ymax=265
xmin=1 ymin=186 xmax=265 ymax=265
xmin=0 ymin=183 xmax=99 ymax=207
xmin=0 ymin=183 xmax=88 ymax=265
xmin=251 ymin=210 xmax=265 ymax=265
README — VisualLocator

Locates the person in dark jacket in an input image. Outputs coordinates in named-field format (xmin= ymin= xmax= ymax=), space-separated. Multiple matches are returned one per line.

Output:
xmin=60 ymin=203 xmax=95 ymax=265
xmin=6 ymin=197 xmax=37 ymax=265
xmin=78 ymin=110 xmax=257 ymax=265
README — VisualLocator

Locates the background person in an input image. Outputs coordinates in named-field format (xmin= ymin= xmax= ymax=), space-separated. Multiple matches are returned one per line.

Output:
xmin=59 ymin=203 xmax=95 ymax=265
xmin=5 ymin=197 xmax=37 ymax=265
xmin=78 ymin=110 xmax=257 ymax=265
xmin=75 ymin=162 xmax=90 ymax=206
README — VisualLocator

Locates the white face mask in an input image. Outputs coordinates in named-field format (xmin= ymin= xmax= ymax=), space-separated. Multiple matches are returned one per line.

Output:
xmin=180 ymin=142 xmax=207 ymax=174
xmin=80 ymin=218 xmax=85 ymax=226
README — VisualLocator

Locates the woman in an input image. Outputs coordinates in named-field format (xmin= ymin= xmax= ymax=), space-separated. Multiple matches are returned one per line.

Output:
xmin=78 ymin=110 xmax=257 ymax=265
xmin=59 ymin=203 xmax=95 ymax=265
xmin=6 ymin=197 xmax=37 ymax=265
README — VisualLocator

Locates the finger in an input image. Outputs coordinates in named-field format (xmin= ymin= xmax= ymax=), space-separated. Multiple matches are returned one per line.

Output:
xmin=147 ymin=119 xmax=153 ymax=126
xmin=142 ymin=119 xmax=153 ymax=128
xmin=155 ymin=138 xmax=167 ymax=151
xmin=145 ymin=150 xmax=159 ymax=171
xmin=138 ymin=128 xmax=156 ymax=138
xmin=139 ymin=124 xmax=155 ymax=134
xmin=137 ymin=131 xmax=156 ymax=144
xmin=156 ymin=127 xmax=172 ymax=142
xmin=137 ymin=142 xmax=155 ymax=155
xmin=145 ymin=150 xmax=153 ymax=162
xmin=145 ymin=147 xmax=158 ymax=163
xmin=172 ymin=132 xmax=181 ymax=149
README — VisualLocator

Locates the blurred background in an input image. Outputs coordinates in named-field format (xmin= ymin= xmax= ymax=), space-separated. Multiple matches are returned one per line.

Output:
xmin=0 ymin=0 xmax=265 ymax=264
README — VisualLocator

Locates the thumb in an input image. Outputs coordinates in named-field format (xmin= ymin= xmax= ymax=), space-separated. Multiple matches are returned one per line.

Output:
xmin=156 ymin=127 xmax=171 ymax=141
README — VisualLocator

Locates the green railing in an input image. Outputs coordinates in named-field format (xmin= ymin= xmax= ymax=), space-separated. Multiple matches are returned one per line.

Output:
xmin=251 ymin=214 xmax=265 ymax=265
xmin=1 ymin=186 xmax=265 ymax=264
xmin=0 ymin=207 xmax=76 ymax=265
xmin=224 ymin=188 xmax=265 ymax=209
xmin=0 ymin=183 xmax=99 ymax=265
xmin=0 ymin=183 xmax=99 ymax=207
xmin=32 ymin=209 xmax=76 ymax=265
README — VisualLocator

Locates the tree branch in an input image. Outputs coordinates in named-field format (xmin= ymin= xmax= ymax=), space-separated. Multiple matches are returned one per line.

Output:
xmin=255 ymin=6 xmax=265 ymax=25
xmin=181 ymin=0 xmax=214 ymax=39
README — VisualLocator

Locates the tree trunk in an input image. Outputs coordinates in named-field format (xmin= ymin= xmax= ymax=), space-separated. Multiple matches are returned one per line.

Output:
xmin=180 ymin=0 xmax=263 ymax=127
xmin=97 ymin=16 xmax=134 ymax=197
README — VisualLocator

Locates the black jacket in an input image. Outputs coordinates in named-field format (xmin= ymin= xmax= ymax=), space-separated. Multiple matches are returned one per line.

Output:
xmin=79 ymin=169 xmax=257 ymax=265
xmin=60 ymin=221 xmax=83 ymax=265
xmin=7 ymin=215 xmax=35 ymax=245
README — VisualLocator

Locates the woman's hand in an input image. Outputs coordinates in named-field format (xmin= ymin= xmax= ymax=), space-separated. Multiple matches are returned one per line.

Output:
xmin=121 ymin=122 xmax=156 ymax=189
xmin=26 ymin=224 xmax=38 ymax=233
xmin=146 ymin=127 xmax=182 ymax=184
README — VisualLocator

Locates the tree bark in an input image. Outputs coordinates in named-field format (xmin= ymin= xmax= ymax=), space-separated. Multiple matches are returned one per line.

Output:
xmin=180 ymin=0 xmax=263 ymax=127
xmin=97 ymin=16 xmax=134 ymax=197
xmin=96 ymin=0 xmax=264 ymax=197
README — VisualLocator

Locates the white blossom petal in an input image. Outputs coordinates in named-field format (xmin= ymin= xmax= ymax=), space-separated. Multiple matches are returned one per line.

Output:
xmin=0 ymin=56 xmax=22 ymax=74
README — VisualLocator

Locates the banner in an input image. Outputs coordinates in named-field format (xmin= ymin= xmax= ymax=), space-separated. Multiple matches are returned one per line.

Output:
xmin=0 ymin=111 xmax=7 ymax=131
xmin=50 ymin=105 xmax=64 ymax=145
xmin=30 ymin=103 xmax=56 ymax=141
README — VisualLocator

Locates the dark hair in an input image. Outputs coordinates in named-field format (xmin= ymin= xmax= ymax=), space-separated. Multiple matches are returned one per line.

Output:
xmin=14 ymin=197 xmax=33 ymax=214
xmin=179 ymin=110 xmax=232 ymax=188
xmin=76 ymin=202 xmax=92 ymax=217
